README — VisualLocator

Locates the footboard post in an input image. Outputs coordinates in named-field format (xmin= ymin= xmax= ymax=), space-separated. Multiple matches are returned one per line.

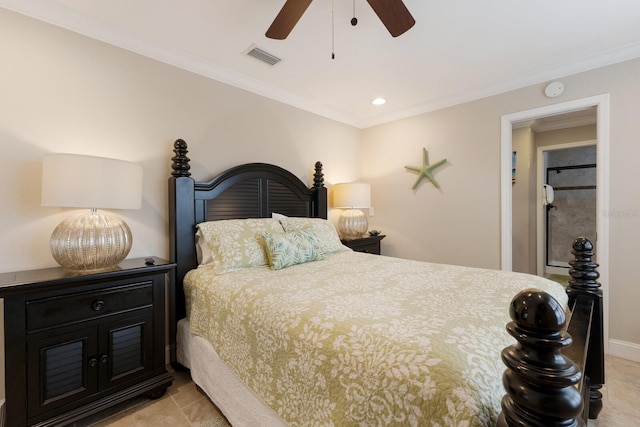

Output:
xmin=497 ymin=290 xmax=584 ymax=427
xmin=567 ymin=237 xmax=604 ymax=419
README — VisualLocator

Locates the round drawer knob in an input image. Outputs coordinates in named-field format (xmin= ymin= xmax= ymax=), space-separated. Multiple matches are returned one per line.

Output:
xmin=88 ymin=358 xmax=97 ymax=367
xmin=91 ymin=300 xmax=105 ymax=311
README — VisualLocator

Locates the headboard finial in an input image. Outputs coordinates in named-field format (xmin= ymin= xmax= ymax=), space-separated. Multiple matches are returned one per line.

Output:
xmin=313 ymin=161 xmax=324 ymax=188
xmin=171 ymin=139 xmax=191 ymax=177
xmin=568 ymin=237 xmax=600 ymax=292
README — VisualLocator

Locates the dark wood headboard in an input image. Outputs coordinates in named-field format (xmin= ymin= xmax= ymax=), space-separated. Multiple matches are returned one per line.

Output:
xmin=167 ymin=139 xmax=327 ymax=363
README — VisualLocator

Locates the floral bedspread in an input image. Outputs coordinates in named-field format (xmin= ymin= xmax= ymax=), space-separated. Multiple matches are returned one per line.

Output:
xmin=184 ymin=251 xmax=567 ymax=426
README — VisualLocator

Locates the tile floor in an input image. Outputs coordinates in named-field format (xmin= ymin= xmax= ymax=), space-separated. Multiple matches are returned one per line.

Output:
xmin=74 ymin=367 xmax=228 ymax=427
xmin=76 ymin=355 xmax=638 ymax=426
xmin=588 ymin=356 xmax=640 ymax=426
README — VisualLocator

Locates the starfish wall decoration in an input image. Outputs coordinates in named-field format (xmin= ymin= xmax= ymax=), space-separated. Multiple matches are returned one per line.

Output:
xmin=405 ymin=148 xmax=447 ymax=190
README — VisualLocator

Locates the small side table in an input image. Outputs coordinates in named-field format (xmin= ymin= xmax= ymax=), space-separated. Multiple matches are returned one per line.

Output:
xmin=341 ymin=235 xmax=386 ymax=255
xmin=0 ymin=257 xmax=175 ymax=427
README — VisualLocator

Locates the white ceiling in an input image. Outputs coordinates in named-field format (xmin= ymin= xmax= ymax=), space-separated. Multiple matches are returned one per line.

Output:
xmin=3 ymin=0 xmax=640 ymax=128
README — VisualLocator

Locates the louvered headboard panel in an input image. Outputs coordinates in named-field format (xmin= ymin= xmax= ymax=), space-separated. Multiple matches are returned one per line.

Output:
xmin=199 ymin=178 xmax=314 ymax=222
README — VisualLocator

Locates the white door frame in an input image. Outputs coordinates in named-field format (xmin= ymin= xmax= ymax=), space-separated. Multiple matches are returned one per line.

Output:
xmin=536 ymin=140 xmax=597 ymax=277
xmin=500 ymin=94 xmax=610 ymax=353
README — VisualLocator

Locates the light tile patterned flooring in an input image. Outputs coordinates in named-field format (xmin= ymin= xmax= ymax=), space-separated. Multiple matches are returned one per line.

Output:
xmin=77 ymin=356 xmax=638 ymax=426
xmin=74 ymin=366 xmax=228 ymax=427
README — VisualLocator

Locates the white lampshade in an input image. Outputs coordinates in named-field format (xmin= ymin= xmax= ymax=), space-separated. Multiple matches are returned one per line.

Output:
xmin=333 ymin=183 xmax=371 ymax=240
xmin=333 ymin=183 xmax=371 ymax=208
xmin=42 ymin=153 xmax=142 ymax=209
xmin=41 ymin=153 xmax=143 ymax=271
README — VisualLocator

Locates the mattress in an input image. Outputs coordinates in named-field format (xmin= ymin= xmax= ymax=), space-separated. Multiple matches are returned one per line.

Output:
xmin=177 ymin=318 xmax=286 ymax=426
xmin=183 ymin=251 xmax=567 ymax=426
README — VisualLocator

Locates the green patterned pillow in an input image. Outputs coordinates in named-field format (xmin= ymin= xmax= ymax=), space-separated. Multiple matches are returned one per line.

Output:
xmin=261 ymin=229 xmax=324 ymax=270
xmin=196 ymin=219 xmax=284 ymax=273
xmin=279 ymin=218 xmax=349 ymax=255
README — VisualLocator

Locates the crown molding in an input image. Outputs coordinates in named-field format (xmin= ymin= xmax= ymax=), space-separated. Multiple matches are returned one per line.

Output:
xmin=363 ymin=41 xmax=640 ymax=128
xmin=2 ymin=0 xmax=639 ymax=129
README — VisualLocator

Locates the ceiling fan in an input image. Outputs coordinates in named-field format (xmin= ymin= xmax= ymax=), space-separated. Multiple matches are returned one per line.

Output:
xmin=266 ymin=0 xmax=415 ymax=39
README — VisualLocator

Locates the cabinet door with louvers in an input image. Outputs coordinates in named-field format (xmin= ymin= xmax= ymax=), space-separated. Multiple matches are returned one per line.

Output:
xmin=27 ymin=325 xmax=99 ymax=419
xmin=99 ymin=312 xmax=154 ymax=388
xmin=26 ymin=311 xmax=154 ymax=421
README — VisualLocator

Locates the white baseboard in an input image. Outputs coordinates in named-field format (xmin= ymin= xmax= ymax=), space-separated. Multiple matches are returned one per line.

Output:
xmin=608 ymin=339 xmax=640 ymax=362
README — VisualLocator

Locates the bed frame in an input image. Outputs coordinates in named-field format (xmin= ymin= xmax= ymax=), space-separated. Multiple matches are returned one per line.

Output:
xmin=167 ymin=139 xmax=604 ymax=425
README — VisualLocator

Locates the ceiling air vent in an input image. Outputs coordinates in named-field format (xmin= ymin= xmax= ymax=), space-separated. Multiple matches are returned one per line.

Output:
xmin=245 ymin=45 xmax=282 ymax=66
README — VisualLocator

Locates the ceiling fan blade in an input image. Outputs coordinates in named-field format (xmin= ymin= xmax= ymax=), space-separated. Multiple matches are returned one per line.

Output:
xmin=366 ymin=0 xmax=415 ymax=37
xmin=266 ymin=0 xmax=313 ymax=40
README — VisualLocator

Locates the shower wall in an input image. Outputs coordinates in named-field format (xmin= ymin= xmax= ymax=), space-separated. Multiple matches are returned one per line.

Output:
xmin=546 ymin=146 xmax=597 ymax=267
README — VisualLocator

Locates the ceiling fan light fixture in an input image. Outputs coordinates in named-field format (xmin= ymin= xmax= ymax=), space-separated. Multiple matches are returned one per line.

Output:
xmin=371 ymin=97 xmax=387 ymax=106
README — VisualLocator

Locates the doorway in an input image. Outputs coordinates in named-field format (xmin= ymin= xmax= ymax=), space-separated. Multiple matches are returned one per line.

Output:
xmin=500 ymin=94 xmax=610 ymax=352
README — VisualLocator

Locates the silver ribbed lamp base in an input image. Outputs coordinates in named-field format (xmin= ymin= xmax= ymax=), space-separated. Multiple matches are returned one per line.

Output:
xmin=338 ymin=208 xmax=368 ymax=240
xmin=50 ymin=209 xmax=132 ymax=271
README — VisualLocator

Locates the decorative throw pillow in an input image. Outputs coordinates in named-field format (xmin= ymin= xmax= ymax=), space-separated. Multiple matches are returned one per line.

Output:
xmin=261 ymin=229 xmax=324 ymax=270
xmin=196 ymin=218 xmax=284 ymax=273
xmin=279 ymin=218 xmax=349 ymax=255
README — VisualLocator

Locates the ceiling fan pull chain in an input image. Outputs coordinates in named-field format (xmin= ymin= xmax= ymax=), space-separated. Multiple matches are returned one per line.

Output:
xmin=351 ymin=0 xmax=358 ymax=26
xmin=331 ymin=0 xmax=335 ymax=59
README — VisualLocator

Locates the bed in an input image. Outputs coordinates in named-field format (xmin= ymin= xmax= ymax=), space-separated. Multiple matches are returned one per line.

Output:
xmin=168 ymin=139 xmax=604 ymax=426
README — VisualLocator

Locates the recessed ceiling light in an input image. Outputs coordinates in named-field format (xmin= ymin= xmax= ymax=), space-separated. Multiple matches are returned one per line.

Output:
xmin=371 ymin=97 xmax=386 ymax=106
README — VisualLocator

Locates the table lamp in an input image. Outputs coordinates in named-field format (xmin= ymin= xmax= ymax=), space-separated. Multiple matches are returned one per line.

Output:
xmin=41 ymin=153 xmax=143 ymax=271
xmin=333 ymin=182 xmax=371 ymax=239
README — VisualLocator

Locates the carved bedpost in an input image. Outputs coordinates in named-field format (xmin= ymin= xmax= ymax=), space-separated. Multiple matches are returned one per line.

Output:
xmin=171 ymin=138 xmax=191 ymax=177
xmin=168 ymin=138 xmax=195 ymax=366
xmin=497 ymin=290 xmax=584 ymax=427
xmin=567 ymin=237 xmax=604 ymax=419
xmin=313 ymin=161 xmax=328 ymax=219
xmin=313 ymin=161 xmax=324 ymax=188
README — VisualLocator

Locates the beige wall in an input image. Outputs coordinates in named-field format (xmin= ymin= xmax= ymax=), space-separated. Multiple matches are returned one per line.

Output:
xmin=362 ymin=60 xmax=640 ymax=361
xmin=0 ymin=9 xmax=362 ymax=399
xmin=360 ymin=105 xmax=503 ymax=267
xmin=511 ymin=127 xmax=536 ymax=274
xmin=536 ymin=124 xmax=597 ymax=148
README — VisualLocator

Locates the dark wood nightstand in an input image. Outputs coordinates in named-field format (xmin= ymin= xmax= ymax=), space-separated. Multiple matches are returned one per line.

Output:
xmin=0 ymin=257 xmax=176 ymax=427
xmin=341 ymin=235 xmax=386 ymax=255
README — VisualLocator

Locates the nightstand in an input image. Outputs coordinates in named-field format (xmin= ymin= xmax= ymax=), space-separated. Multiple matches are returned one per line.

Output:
xmin=341 ymin=235 xmax=386 ymax=255
xmin=0 ymin=257 xmax=175 ymax=427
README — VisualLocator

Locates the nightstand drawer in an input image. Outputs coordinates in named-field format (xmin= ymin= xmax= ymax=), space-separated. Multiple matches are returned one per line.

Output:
xmin=26 ymin=282 xmax=153 ymax=333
